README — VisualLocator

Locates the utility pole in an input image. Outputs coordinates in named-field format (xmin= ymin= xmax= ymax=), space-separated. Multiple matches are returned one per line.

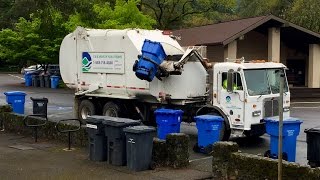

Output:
xmin=278 ymin=72 xmax=285 ymax=180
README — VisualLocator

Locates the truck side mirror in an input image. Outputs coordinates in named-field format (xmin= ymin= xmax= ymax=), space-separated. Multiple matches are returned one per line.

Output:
xmin=227 ymin=69 xmax=234 ymax=93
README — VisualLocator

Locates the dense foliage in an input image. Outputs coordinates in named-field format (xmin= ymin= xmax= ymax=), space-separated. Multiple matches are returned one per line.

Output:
xmin=0 ymin=0 xmax=319 ymax=68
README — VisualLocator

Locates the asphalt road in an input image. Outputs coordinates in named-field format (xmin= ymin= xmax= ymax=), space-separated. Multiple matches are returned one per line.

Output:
xmin=1 ymin=73 xmax=319 ymax=171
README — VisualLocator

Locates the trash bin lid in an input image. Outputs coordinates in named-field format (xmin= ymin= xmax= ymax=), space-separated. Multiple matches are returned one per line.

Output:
xmin=89 ymin=116 xmax=140 ymax=127
xmin=194 ymin=115 xmax=224 ymax=122
xmin=30 ymin=97 xmax=48 ymax=102
xmin=86 ymin=116 xmax=104 ymax=125
xmin=305 ymin=126 xmax=320 ymax=133
xmin=51 ymin=75 xmax=59 ymax=78
xmin=264 ymin=116 xmax=302 ymax=124
xmin=4 ymin=91 xmax=26 ymax=96
xmin=123 ymin=125 xmax=156 ymax=134
xmin=154 ymin=108 xmax=183 ymax=115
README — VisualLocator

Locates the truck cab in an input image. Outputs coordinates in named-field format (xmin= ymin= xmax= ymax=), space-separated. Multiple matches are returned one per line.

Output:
xmin=212 ymin=61 xmax=290 ymax=137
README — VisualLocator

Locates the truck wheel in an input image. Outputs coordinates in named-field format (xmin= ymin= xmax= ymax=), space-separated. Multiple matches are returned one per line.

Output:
xmin=79 ymin=100 xmax=96 ymax=122
xmin=103 ymin=102 xmax=120 ymax=117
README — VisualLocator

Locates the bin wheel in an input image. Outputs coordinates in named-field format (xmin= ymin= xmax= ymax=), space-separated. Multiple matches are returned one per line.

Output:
xmin=282 ymin=152 xmax=288 ymax=161
xmin=79 ymin=100 xmax=96 ymax=122
xmin=103 ymin=102 xmax=120 ymax=117
xmin=150 ymin=161 xmax=156 ymax=170
xmin=264 ymin=150 xmax=271 ymax=158
xmin=193 ymin=143 xmax=200 ymax=153
xmin=204 ymin=145 xmax=213 ymax=155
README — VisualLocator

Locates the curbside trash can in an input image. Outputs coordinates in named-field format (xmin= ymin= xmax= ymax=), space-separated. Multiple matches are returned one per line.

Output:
xmin=32 ymin=75 xmax=40 ymax=87
xmin=134 ymin=40 xmax=167 ymax=82
xmin=50 ymin=75 xmax=59 ymax=89
xmin=44 ymin=75 xmax=51 ymax=88
xmin=124 ymin=125 xmax=156 ymax=171
xmin=264 ymin=117 xmax=302 ymax=162
xmin=4 ymin=91 xmax=26 ymax=114
xmin=39 ymin=75 xmax=45 ymax=88
xmin=194 ymin=115 xmax=224 ymax=154
xmin=86 ymin=117 xmax=108 ymax=161
xmin=305 ymin=126 xmax=320 ymax=167
xmin=30 ymin=97 xmax=48 ymax=117
xmin=24 ymin=73 xmax=32 ymax=87
xmin=98 ymin=116 xmax=140 ymax=166
xmin=154 ymin=108 xmax=183 ymax=140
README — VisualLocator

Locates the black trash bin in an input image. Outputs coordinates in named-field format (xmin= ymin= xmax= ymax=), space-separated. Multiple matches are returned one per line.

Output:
xmin=32 ymin=75 xmax=39 ymax=87
xmin=30 ymin=97 xmax=48 ymax=117
xmin=95 ymin=116 xmax=140 ymax=166
xmin=124 ymin=126 xmax=156 ymax=171
xmin=44 ymin=75 xmax=51 ymax=88
xmin=39 ymin=75 xmax=45 ymax=88
xmin=305 ymin=127 xmax=320 ymax=167
xmin=86 ymin=117 xmax=108 ymax=162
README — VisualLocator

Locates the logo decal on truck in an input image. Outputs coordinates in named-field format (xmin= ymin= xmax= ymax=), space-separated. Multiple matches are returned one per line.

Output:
xmin=226 ymin=96 xmax=231 ymax=103
xmin=82 ymin=52 xmax=92 ymax=72
xmin=81 ymin=52 xmax=125 ymax=74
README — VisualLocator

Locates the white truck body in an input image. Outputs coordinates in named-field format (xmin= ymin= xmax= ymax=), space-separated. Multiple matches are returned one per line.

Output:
xmin=60 ymin=27 xmax=206 ymax=104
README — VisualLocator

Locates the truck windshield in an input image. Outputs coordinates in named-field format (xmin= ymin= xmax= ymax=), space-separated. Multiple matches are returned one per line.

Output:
xmin=244 ymin=69 xmax=288 ymax=96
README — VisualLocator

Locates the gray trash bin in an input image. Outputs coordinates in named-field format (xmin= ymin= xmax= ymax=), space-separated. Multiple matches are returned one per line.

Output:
xmin=44 ymin=75 xmax=51 ymax=88
xmin=124 ymin=126 xmax=156 ymax=171
xmin=30 ymin=97 xmax=48 ymax=117
xmin=39 ymin=75 xmax=45 ymax=87
xmin=32 ymin=75 xmax=39 ymax=87
xmin=86 ymin=117 xmax=108 ymax=161
xmin=92 ymin=116 xmax=140 ymax=166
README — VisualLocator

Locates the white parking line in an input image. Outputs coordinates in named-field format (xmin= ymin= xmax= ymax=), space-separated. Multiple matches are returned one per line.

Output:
xmin=291 ymin=102 xmax=320 ymax=104
xmin=47 ymin=111 xmax=73 ymax=117
xmin=291 ymin=107 xmax=320 ymax=109
xmin=8 ymin=74 xmax=24 ymax=80
xmin=189 ymin=156 xmax=212 ymax=163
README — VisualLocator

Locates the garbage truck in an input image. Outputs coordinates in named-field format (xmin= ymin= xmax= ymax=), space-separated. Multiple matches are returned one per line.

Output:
xmin=59 ymin=27 xmax=291 ymax=140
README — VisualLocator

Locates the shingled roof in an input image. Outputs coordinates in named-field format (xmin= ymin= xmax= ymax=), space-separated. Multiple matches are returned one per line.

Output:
xmin=173 ymin=15 xmax=320 ymax=46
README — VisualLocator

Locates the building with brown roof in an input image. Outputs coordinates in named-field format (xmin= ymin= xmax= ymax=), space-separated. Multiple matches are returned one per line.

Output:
xmin=173 ymin=15 xmax=320 ymax=88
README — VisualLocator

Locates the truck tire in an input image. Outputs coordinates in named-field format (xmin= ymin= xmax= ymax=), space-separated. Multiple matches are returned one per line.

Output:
xmin=79 ymin=100 xmax=96 ymax=122
xmin=102 ymin=102 xmax=120 ymax=117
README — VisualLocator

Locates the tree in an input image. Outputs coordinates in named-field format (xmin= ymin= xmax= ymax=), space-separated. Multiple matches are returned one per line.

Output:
xmin=64 ymin=0 xmax=156 ymax=31
xmin=285 ymin=0 xmax=320 ymax=32
xmin=141 ymin=0 xmax=237 ymax=29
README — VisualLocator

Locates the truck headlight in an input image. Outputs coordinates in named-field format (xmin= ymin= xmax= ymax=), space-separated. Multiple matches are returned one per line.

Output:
xmin=283 ymin=106 xmax=290 ymax=112
xmin=252 ymin=110 xmax=261 ymax=117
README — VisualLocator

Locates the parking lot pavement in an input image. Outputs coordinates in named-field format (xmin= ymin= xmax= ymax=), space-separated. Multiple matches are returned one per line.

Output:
xmin=0 ymin=132 xmax=212 ymax=180
xmin=0 ymin=73 xmax=318 ymax=168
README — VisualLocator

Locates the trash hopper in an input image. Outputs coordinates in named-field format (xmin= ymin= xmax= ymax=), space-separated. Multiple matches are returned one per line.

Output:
xmin=264 ymin=117 xmax=302 ymax=162
xmin=305 ymin=126 xmax=320 ymax=167
xmin=86 ymin=117 xmax=108 ymax=161
xmin=154 ymin=108 xmax=183 ymax=140
xmin=194 ymin=115 xmax=224 ymax=154
xmin=124 ymin=125 xmax=156 ymax=171
xmin=4 ymin=91 xmax=26 ymax=114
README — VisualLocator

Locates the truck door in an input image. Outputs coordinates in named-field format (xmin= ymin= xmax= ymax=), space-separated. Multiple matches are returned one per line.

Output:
xmin=219 ymin=72 xmax=245 ymax=127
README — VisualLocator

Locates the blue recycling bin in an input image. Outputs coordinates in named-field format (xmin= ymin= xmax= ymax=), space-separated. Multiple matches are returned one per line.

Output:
xmin=195 ymin=115 xmax=224 ymax=153
xmin=4 ymin=91 xmax=26 ymax=114
xmin=134 ymin=39 xmax=167 ymax=82
xmin=154 ymin=108 xmax=183 ymax=140
xmin=24 ymin=73 xmax=32 ymax=86
xmin=264 ymin=117 xmax=303 ymax=162
xmin=50 ymin=75 xmax=59 ymax=89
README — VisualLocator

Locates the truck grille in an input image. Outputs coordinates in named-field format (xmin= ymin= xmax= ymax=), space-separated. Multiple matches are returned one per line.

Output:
xmin=264 ymin=99 xmax=279 ymax=118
